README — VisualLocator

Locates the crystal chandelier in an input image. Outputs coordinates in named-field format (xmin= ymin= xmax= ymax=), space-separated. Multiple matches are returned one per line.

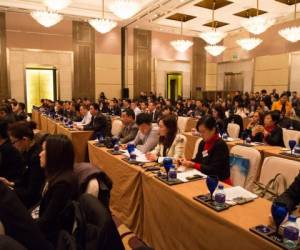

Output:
xmin=278 ymin=0 xmax=300 ymax=43
xmin=236 ymin=38 xmax=262 ymax=51
xmin=31 ymin=10 xmax=63 ymax=28
xmin=44 ymin=0 xmax=72 ymax=11
xmin=110 ymin=0 xmax=140 ymax=20
xmin=170 ymin=20 xmax=193 ymax=52
xmin=205 ymin=45 xmax=226 ymax=57
xmin=89 ymin=0 xmax=117 ymax=34
xmin=242 ymin=0 xmax=275 ymax=35
xmin=200 ymin=1 xmax=227 ymax=45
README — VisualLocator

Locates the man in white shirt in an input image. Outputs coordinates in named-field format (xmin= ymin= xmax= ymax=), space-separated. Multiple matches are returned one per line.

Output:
xmin=131 ymin=101 xmax=141 ymax=117
xmin=76 ymin=104 xmax=92 ymax=126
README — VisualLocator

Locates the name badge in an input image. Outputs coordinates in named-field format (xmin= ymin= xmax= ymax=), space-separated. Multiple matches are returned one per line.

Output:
xmin=202 ymin=150 xmax=208 ymax=158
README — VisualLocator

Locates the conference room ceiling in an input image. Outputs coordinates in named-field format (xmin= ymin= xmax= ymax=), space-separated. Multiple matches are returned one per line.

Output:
xmin=0 ymin=0 xmax=299 ymax=36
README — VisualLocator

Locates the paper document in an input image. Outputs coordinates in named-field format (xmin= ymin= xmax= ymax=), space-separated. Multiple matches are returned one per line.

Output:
xmin=177 ymin=169 xmax=207 ymax=182
xmin=224 ymin=186 xmax=257 ymax=205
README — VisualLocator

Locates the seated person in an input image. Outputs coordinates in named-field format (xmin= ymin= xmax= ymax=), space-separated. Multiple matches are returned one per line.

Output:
xmin=8 ymin=122 xmax=45 ymax=208
xmin=182 ymin=116 xmax=231 ymax=183
xmin=129 ymin=113 xmax=159 ymax=153
xmin=119 ymin=109 xmax=138 ymax=144
xmin=77 ymin=104 xmax=92 ymax=126
xmin=15 ymin=102 xmax=28 ymax=121
xmin=0 ymin=104 xmax=16 ymax=124
xmin=75 ymin=103 xmax=111 ymax=139
xmin=212 ymin=105 xmax=225 ymax=134
xmin=0 ymin=120 xmax=25 ymax=183
xmin=148 ymin=101 xmax=160 ymax=123
xmin=276 ymin=172 xmax=300 ymax=212
xmin=251 ymin=111 xmax=284 ymax=147
xmin=272 ymin=92 xmax=293 ymax=117
xmin=35 ymin=134 xmax=78 ymax=246
xmin=245 ymin=111 xmax=264 ymax=136
xmin=146 ymin=115 xmax=186 ymax=162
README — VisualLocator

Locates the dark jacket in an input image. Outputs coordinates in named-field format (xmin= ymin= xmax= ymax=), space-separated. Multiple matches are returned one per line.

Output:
xmin=0 ymin=182 xmax=54 ymax=250
xmin=149 ymin=110 xmax=160 ymax=123
xmin=276 ymin=172 xmax=300 ymax=212
xmin=16 ymin=111 xmax=28 ymax=121
xmin=192 ymin=139 xmax=230 ymax=181
xmin=0 ymin=140 xmax=25 ymax=182
xmin=15 ymin=143 xmax=45 ymax=208
xmin=36 ymin=171 xmax=78 ymax=246
xmin=119 ymin=122 xmax=139 ymax=144
xmin=84 ymin=112 xmax=112 ymax=139
xmin=252 ymin=126 xmax=284 ymax=147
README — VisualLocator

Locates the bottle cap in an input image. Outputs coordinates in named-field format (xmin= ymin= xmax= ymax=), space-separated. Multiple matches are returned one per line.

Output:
xmin=218 ymin=184 xmax=224 ymax=190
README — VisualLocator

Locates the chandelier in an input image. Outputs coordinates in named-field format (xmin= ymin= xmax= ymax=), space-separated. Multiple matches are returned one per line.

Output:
xmin=200 ymin=1 xmax=227 ymax=45
xmin=110 ymin=0 xmax=140 ymax=20
xmin=170 ymin=20 xmax=193 ymax=52
xmin=236 ymin=38 xmax=262 ymax=51
xmin=278 ymin=0 xmax=300 ymax=43
xmin=31 ymin=10 xmax=63 ymax=28
xmin=205 ymin=45 xmax=226 ymax=57
xmin=43 ymin=0 xmax=71 ymax=11
xmin=242 ymin=0 xmax=275 ymax=35
xmin=89 ymin=0 xmax=117 ymax=34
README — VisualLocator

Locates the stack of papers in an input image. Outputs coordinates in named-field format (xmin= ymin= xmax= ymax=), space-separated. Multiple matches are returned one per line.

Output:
xmin=177 ymin=169 xmax=207 ymax=182
xmin=223 ymin=186 xmax=257 ymax=205
xmin=122 ymin=149 xmax=150 ymax=163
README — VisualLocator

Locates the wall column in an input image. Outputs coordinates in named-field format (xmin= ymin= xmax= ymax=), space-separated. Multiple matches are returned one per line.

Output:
xmin=72 ymin=21 xmax=95 ymax=100
xmin=0 ymin=12 xmax=9 ymax=99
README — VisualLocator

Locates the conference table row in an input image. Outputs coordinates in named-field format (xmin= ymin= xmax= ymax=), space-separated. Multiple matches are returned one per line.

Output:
xmin=88 ymin=142 xmax=281 ymax=250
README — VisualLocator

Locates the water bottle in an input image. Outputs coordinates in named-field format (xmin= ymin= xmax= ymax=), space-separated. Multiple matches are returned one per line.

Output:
xmin=222 ymin=132 xmax=228 ymax=140
xmin=214 ymin=185 xmax=226 ymax=209
xmin=114 ymin=143 xmax=120 ymax=152
xmin=246 ymin=136 xmax=252 ymax=144
xmin=283 ymin=215 xmax=299 ymax=249
xmin=168 ymin=166 xmax=177 ymax=182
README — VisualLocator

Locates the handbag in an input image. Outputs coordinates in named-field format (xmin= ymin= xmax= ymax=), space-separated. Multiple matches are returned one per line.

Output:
xmin=253 ymin=173 xmax=287 ymax=201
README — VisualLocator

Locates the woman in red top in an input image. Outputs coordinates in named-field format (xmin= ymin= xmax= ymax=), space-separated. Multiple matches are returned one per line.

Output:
xmin=182 ymin=116 xmax=231 ymax=184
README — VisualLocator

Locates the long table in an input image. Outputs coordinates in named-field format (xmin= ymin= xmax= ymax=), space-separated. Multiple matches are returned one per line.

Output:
xmin=88 ymin=143 xmax=280 ymax=250
xmin=31 ymin=109 xmax=41 ymax=129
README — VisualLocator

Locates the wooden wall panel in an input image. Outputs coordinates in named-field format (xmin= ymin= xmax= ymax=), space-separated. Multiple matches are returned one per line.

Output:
xmin=72 ymin=21 xmax=95 ymax=100
xmin=133 ymin=29 xmax=151 ymax=98
xmin=192 ymin=37 xmax=206 ymax=98
xmin=0 ymin=12 xmax=9 ymax=99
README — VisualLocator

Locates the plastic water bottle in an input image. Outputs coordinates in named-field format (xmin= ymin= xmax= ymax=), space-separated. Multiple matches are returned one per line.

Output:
xmin=222 ymin=132 xmax=228 ymax=140
xmin=283 ymin=215 xmax=299 ymax=249
xmin=246 ymin=136 xmax=252 ymax=144
xmin=214 ymin=185 xmax=226 ymax=209
xmin=168 ymin=166 xmax=177 ymax=182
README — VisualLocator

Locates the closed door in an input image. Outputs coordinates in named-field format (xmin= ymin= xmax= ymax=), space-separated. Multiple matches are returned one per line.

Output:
xmin=25 ymin=68 xmax=57 ymax=113
xmin=167 ymin=73 xmax=182 ymax=101
xmin=224 ymin=73 xmax=244 ymax=92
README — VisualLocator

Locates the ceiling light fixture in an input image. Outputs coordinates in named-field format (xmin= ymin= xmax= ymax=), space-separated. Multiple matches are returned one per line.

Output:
xmin=205 ymin=45 xmax=226 ymax=57
xmin=170 ymin=19 xmax=193 ymax=52
xmin=110 ymin=0 xmax=140 ymax=20
xmin=236 ymin=37 xmax=262 ymax=51
xmin=242 ymin=0 xmax=275 ymax=35
xmin=88 ymin=0 xmax=117 ymax=34
xmin=31 ymin=10 xmax=63 ymax=28
xmin=43 ymin=0 xmax=72 ymax=11
xmin=200 ymin=1 xmax=227 ymax=45
xmin=279 ymin=0 xmax=300 ymax=43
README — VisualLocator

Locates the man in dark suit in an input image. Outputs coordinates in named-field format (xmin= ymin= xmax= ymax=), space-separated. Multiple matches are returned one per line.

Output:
xmin=148 ymin=101 xmax=160 ymax=123
xmin=75 ymin=103 xmax=111 ymax=139
xmin=261 ymin=89 xmax=272 ymax=110
xmin=119 ymin=109 xmax=138 ymax=144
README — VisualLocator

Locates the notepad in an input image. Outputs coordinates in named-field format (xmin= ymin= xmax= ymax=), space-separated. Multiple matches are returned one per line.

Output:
xmin=122 ymin=149 xmax=150 ymax=163
xmin=224 ymin=186 xmax=257 ymax=205
xmin=177 ymin=169 xmax=207 ymax=182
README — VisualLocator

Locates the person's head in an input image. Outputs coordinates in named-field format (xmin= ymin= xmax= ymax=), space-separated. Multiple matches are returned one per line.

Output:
xmin=130 ymin=101 xmax=138 ymax=109
xmin=196 ymin=100 xmax=202 ymax=108
xmin=280 ymin=93 xmax=288 ymax=105
xmin=292 ymin=91 xmax=298 ymax=98
xmin=11 ymin=101 xmax=18 ymax=112
xmin=0 ymin=105 xmax=8 ymax=119
xmin=158 ymin=114 xmax=177 ymax=138
xmin=261 ymin=89 xmax=267 ymax=96
xmin=212 ymin=105 xmax=225 ymax=120
xmin=79 ymin=104 xmax=89 ymax=116
xmin=0 ymin=120 xmax=8 ymax=140
xmin=196 ymin=115 xmax=217 ymax=141
xmin=140 ymin=102 xmax=147 ymax=111
xmin=17 ymin=103 xmax=26 ymax=112
xmin=123 ymin=99 xmax=131 ymax=108
xmin=89 ymin=103 xmax=99 ymax=116
xmin=121 ymin=109 xmax=135 ymax=125
xmin=136 ymin=113 xmax=152 ymax=135
xmin=259 ymin=100 xmax=266 ymax=107
xmin=148 ymin=102 xmax=156 ymax=112
xmin=8 ymin=122 xmax=34 ymax=152
xmin=162 ymin=106 xmax=173 ymax=116
xmin=252 ymin=111 xmax=264 ymax=125
xmin=39 ymin=134 xmax=74 ymax=181
xmin=264 ymin=111 xmax=280 ymax=127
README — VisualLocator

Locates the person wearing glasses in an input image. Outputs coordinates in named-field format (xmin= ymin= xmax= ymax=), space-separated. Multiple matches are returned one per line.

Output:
xmin=6 ymin=122 xmax=45 ymax=208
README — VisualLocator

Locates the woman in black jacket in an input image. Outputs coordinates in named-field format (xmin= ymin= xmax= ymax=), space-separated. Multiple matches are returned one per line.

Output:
xmin=251 ymin=110 xmax=284 ymax=147
xmin=182 ymin=116 xmax=231 ymax=183
xmin=36 ymin=134 xmax=78 ymax=246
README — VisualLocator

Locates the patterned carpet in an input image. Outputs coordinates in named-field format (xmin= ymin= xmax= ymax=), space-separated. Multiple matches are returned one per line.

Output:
xmin=113 ymin=216 xmax=153 ymax=250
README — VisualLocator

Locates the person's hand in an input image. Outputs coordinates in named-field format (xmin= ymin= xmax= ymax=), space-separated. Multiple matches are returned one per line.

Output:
xmin=263 ymin=129 xmax=270 ymax=137
xmin=120 ymin=144 xmax=127 ymax=150
xmin=145 ymin=153 xmax=157 ymax=162
xmin=0 ymin=177 xmax=14 ymax=187
xmin=181 ymin=160 xmax=195 ymax=168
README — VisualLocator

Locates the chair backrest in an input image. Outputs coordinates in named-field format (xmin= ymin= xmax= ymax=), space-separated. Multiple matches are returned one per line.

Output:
xmin=227 ymin=123 xmax=240 ymax=139
xmin=177 ymin=117 xmax=190 ymax=133
xmin=282 ymin=128 xmax=300 ymax=148
xmin=230 ymin=145 xmax=261 ymax=191
xmin=259 ymin=156 xmax=300 ymax=195
xmin=86 ymin=178 xmax=99 ymax=198
xmin=192 ymin=138 xmax=203 ymax=159
xmin=0 ymin=221 xmax=4 ymax=235
xmin=111 ymin=119 xmax=123 ymax=136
